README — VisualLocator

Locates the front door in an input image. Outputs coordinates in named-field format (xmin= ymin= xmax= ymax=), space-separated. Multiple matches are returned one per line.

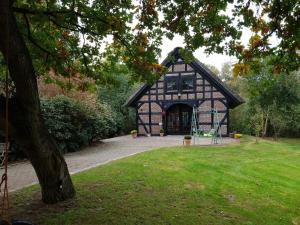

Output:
xmin=166 ymin=104 xmax=192 ymax=135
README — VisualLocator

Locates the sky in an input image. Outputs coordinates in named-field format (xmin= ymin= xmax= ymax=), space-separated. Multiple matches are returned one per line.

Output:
xmin=157 ymin=3 xmax=279 ymax=71
xmin=159 ymin=36 xmax=234 ymax=71
xmin=97 ymin=2 xmax=280 ymax=71
xmin=95 ymin=3 xmax=253 ymax=71
xmin=159 ymin=28 xmax=253 ymax=71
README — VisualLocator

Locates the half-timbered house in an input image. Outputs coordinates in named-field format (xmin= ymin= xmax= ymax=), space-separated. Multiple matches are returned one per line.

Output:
xmin=125 ymin=48 xmax=244 ymax=136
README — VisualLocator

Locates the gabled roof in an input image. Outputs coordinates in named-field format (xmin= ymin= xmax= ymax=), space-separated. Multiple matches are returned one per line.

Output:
xmin=125 ymin=47 xmax=245 ymax=108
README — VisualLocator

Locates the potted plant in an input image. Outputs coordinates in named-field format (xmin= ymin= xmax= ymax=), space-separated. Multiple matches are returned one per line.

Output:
xmin=234 ymin=133 xmax=242 ymax=139
xmin=160 ymin=128 xmax=164 ymax=137
xmin=229 ymin=131 xmax=236 ymax=138
xmin=184 ymin=135 xmax=192 ymax=146
xmin=130 ymin=130 xmax=137 ymax=138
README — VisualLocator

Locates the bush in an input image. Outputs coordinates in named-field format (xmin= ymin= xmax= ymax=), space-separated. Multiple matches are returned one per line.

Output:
xmin=130 ymin=130 xmax=137 ymax=134
xmin=229 ymin=69 xmax=300 ymax=138
xmin=41 ymin=95 xmax=117 ymax=153
xmin=98 ymin=72 xmax=140 ymax=135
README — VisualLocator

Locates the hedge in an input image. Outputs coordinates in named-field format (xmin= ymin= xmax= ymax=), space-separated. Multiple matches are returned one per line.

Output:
xmin=41 ymin=95 xmax=117 ymax=153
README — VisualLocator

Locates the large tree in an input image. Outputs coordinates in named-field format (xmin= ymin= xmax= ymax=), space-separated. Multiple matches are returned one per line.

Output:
xmin=0 ymin=0 xmax=299 ymax=203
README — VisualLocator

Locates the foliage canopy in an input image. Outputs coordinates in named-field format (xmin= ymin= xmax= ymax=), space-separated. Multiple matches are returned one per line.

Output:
xmin=9 ymin=0 xmax=300 ymax=82
xmin=229 ymin=59 xmax=300 ymax=137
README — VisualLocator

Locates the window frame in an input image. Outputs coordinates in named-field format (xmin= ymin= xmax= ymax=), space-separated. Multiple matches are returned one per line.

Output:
xmin=180 ymin=74 xmax=196 ymax=93
xmin=164 ymin=76 xmax=179 ymax=93
xmin=164 ymin=73 xmax=196 ymax=94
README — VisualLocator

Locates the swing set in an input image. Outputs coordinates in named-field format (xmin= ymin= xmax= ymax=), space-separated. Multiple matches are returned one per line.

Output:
xmin=190 ymin=105 xmax=223 ymax=145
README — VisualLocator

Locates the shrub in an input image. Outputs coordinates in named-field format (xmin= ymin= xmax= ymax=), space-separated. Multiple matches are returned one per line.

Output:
xmin=234 ymin=133 xmax=242 ymax=139
xmin=130 ymin=130 xmax=137 ymax=134
xmin=184 ymin=135 xmax=192 ymax=140
xmin=229 ymin=69 xmax=300 ymax=138
xmin=98 ymin=72 xmax=140 ymax=135
xmin=41 ymin=95 xmax=117 ymax=153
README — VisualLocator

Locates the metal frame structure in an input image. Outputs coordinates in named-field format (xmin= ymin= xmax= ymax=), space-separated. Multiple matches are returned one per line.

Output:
xmin=191 ymin=106 xmax=223 ymax=144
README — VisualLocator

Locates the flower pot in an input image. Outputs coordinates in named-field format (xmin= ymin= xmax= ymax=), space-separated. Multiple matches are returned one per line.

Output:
xmin=184 ymin=139 xmax=191 ymax=146
xmin=131 ymin=133 xmax=137 ymax=138
xmin=234 ymin=133 xmax=242 ymax=139
xmin=230 ymin=132 xmax=237 ymax=138
xmin=160 ymin=133 xmax=164 ymax=137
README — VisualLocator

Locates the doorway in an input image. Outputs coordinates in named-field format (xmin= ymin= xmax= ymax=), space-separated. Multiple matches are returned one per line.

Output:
xmin=166 ymin=104 xmax=192 ymax=135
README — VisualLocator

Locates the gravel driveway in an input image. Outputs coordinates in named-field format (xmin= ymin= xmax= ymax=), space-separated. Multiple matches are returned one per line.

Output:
xmin=4 ymin=135 xmax=236 ymax=191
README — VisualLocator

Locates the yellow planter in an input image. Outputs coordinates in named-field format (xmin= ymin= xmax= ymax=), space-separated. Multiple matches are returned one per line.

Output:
xmin=234 ymin=133 xmax=242 ymax=139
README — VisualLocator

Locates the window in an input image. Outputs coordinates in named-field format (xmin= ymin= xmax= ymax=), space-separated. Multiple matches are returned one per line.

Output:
xmin=181 ymin=76 xmax=194 ymax=91
xmin=165 ymin=77 xmax=178 ymax=92
xmin=164 ymin=74 xmax=195 ymax=93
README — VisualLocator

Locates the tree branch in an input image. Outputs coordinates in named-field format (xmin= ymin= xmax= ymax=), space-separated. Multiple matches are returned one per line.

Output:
xmin=81 ymin=34 xmax=91 ymax=75
xmin=15 ymin=6 xmax=136 ymax=64
xmin=23 ymin=13 xmax=53 ymax=57
xmin=13 ymin=6 xmax=106 ymax=23
xmin=13 ymin=6 xmax=112 ymax=28
xmin=13 ymin=7 xmax=71 ymax=16
xmin=49 ymin=17 xmax=81 ymax=33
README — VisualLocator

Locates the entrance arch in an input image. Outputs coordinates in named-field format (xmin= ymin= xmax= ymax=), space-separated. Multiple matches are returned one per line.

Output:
xmin=166 ymin=103 xmax=192 ymax=135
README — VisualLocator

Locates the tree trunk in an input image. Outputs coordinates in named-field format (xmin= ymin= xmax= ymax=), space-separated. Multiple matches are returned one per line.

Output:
xmin=0 ymin=0 xmax=75 ymax=203
xmin=262 ymin=110 xmax=269 ymax=137
xmin=272 ymin=124 xmax=279 ymax=141
xmin=263 ymin=116 xmax=268 ymax=137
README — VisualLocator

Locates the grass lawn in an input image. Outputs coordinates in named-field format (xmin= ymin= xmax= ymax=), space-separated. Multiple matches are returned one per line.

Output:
xmin=10 ymin=137 xmax=300 ymax=225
